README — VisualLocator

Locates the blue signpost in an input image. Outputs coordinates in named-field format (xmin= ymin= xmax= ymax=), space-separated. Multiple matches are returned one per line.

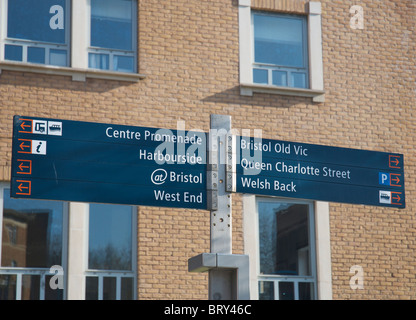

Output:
xmin=11 ymin=115 xmax=207 ymax=209
xmin=11 ymin=115 xmax=405 ymax=210
xmin=234 ymin=136 xmax=405 ymax=208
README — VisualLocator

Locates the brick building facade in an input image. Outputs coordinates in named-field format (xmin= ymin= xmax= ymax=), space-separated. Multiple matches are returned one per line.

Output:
xmin=0 ymin=0 xmax=415 ymax=300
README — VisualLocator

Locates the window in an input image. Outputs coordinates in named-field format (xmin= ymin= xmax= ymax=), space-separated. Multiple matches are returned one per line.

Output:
xmin=0 ymin=184 xmax=137 ymax=300
xmin=3 ymin=0 xmax=69 ymax=66
xmin=0 ymin=186 xmax=67 ymax=300
xmin=252 ymin=12 xmax=309 ymax=89
xmin=89 ymin=0 xmax=137 ymax=73
xmin=242 ymin=195 xmax=333 ymax=300
xmin=257 ymin=199 xmax=317 ymax=300
xmin=238 ymin=1 xmax=324 ymax=102
xmin=85 ymin=203 xmax=136 ymax=300
xmin=0 ymin=0 xmax=141 ymax=80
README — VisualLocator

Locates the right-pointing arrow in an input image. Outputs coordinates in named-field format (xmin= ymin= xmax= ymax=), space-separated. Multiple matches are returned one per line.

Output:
xmin=390 ymin=174 xmax=401 ymax=186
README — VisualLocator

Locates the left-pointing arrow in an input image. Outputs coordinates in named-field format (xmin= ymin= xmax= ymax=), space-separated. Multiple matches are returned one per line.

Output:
xmin=16 ymin=159 xmax=32 ymax=174
xmin=20 ymin=142 xmax=29 ymax=149
xmin=17 ymin=139 xmax=32 ymax=153
xmin=18 ymin=183 xmax=28 ymax=192
xmin=18 ymin=119 xmax=33 ymax=133
xmin=15 ymin=180 xmax=31 ymax=195
xmin=20 ymin=122 xmax=31 ymax=130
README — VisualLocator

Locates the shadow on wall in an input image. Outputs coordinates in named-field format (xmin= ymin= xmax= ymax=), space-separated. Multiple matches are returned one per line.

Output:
xmin=0 ymin=69 xmax=136 ymax=94
xmin=201 ymin=85 xmax=319 ymax=109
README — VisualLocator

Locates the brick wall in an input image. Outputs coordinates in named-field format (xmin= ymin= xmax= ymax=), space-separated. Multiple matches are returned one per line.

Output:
xmin=252 ymin=0 xmax=309 ymax=13
xmin=0 ymin=0 xmax=415 ymax=299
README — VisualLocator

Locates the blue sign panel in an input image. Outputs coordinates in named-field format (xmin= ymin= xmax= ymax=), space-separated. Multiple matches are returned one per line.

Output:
xmin=236 ymin=136 xmax=405 ymax=208
xmin=11 ymin=116 xmax=207 ymax=209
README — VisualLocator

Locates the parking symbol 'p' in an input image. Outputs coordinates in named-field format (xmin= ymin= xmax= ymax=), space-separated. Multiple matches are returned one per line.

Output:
xmin=379 ymin=172 xmax=390 ymax=186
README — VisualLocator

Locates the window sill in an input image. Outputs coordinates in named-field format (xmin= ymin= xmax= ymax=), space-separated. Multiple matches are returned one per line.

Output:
xmin=240 ymin=83 xmax=325 ymax=103
xmin=0 ymin=61 xmax=146 ymax=82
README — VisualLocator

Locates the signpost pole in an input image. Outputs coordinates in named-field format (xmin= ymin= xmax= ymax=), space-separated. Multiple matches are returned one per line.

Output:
xmin=209 ymin=114 xmax=232 ymax=255
xmin=208 ymin=115 xmax=233 ymax=300
xmin=188 ymin=115 xmax=250 ymax=300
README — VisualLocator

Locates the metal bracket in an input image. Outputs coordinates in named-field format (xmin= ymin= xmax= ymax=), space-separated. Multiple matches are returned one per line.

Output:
xmin=226 ymin=133 xmax=237 ymax=193
xmin=207 ymin=165 xmax=218 ymax=211
xmin=188 ymin=253 xmax=250 ymax=300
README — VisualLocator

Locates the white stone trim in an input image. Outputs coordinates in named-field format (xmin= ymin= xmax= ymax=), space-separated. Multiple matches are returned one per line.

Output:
xmin=0 ymin=60 xmax=145 ymax=82
xmin=240 ymin=82 xmax=325 ymax=102
xmin=0 ymin=0 xmax=7 ymax=61
xmin=238 ymin=0 xmax=252 ymax=85
xmin=314 ymin=201 xmax=333 ymax=300
xmin=67 ymin=202 xmax=89 ymax=300
xmin=308 ymin=2 xmax=324 ymax=93
xmin=71 ymin=0 xmax=90 ymax=69
xmin=242 ymin=194 xmax=258 ymax=299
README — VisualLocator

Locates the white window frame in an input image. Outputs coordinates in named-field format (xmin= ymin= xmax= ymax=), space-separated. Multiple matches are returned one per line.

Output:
xmin=0 ymin=0 xmax=71 ymax=67
xmin=0 ymin=182 xmax=69 ymax=300
xmin=85 ymin=204 xmax=137 ymax=300
xmin=252 ymin=12 xmax=309 ymax=89
xmin=238 ymin=0 xmax=325 ymax=102
xmin=0 ymin=0 xmax=144 ymax=82
xmin=243 ymin=195 xmax=333 ymax=300
xmin=87 ymin=0 xmax=138 ymax=74
xmin=256 ymin=197 xmax=317 ymax=300
xmin=67 ymin=202 xmax=137 ymax=300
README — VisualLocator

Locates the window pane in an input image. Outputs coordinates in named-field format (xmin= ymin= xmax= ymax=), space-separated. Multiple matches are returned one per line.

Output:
xmin=253 ymin=68 xmax=268 ymax=84
xmin=91 ymin=0 xmax=133 ymax=51
xmin=258 ymin=201 xmax=310 ymax=276
xmin=121 ymin=277 xmax=134 ymax=300
xmin=279 ymin=281 xmax=294 ymax=300
xmin=45 ymin=274 xmax=63 ymax=300
xmin=2 ymin=189 xmax=64 ymax=268
xmin=89 ymin=53 xmax=110 ymax=70
xmin=28 ymin=47 xmax=45 ymax=64
xmin=114 ymin=55 xmax=134 ymax=73
xmin=103 ymin=277 xmax=116 ymax=300
xmin=21 ymin=275 xmax=40 ymax=300
xmin=85 ymin=277 xmax=99 ymax=300
xmin=291 ymin=72 xmax=307 ymax=88
xmin=88 ymin=203 xmax=132 ymax=270
xmin=7 ymin=0 xmax=67 ymax=44
xmin=299 ymin=282 xmax=314 ymax=300
xmin=0 ymin=275 xmax=17 ymax=300
xmin=272 ymin=70 xmax=287 ymax=86
xmin=258 ymin=281 xmax=274 ymax=300
xmin=5 ymin=45 xmax=23 ymax=61
xmin=253 ymin=13 xmax=305 ymax=68
xmin=50 ymin=49 xmax=67 ymax=66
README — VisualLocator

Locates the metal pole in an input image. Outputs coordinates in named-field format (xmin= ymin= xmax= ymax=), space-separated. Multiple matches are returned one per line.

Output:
xmin=188 ymin=114 xmax=249 ymax=300
xmin=209 ymin=115 xmax=233 ymax=300
xmin=209 ymin=114 xmax=232 ymax=255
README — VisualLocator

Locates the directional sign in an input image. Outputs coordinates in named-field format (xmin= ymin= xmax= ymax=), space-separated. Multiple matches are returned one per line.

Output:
xmin=232 ymin=136 xmax=405 ymax=208
xmin=11 ymin=116 xmax=207 ymax=209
